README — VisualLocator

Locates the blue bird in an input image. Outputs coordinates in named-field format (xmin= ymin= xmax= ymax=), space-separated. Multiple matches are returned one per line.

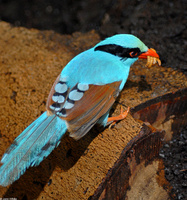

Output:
xmin=0 ymin=34 xmax=160 ymax=186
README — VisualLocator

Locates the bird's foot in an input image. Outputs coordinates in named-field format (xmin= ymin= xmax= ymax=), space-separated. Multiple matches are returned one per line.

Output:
xmin=107 ymin=106 xmax=130 ymax=129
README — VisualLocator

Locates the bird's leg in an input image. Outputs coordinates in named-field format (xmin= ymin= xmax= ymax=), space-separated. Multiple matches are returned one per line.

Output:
xmin=107 ymin=106 xmax=130 ymax=128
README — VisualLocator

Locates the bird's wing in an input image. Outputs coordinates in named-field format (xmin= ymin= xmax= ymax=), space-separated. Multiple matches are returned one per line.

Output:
xmin=46 ymin=75 xmax=121 ymax=140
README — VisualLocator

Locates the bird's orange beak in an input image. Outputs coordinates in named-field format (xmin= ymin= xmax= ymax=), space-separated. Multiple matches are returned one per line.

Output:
xmin=138 ymin=48 xmax=160 ymax=59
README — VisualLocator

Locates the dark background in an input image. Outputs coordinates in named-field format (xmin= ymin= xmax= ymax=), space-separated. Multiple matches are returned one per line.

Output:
xmin=0 ymin=1 xmax=186 ymax=199
xmin=0 ymin=0 xmax=186 ymax=74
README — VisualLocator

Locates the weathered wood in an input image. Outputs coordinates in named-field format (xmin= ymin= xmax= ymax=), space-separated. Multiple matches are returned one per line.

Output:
xmin=90 ymin=88 xmax=187 ymax=199
xmin=89 ymin=124 xmax=167 ymax=200
xmin=0 ymin=22 xmax=142 ymax=200
xmin=131 ymin=88 xmax=187 ymax=140
xmin=0 ymin=21 xmax=186 ymax=200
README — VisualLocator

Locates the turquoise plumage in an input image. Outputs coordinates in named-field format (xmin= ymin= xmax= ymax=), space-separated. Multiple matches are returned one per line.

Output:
xmin=0 ymin=34 xmax=160 ymax=186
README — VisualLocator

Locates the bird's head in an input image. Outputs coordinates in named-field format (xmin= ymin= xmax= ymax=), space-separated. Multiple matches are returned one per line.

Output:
xmin=94 ymin=34 xmax=160 ymax=66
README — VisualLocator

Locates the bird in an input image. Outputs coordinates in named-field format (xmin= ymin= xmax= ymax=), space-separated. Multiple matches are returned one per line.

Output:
xmin=0 ymin=34 xmax=160 ymax=186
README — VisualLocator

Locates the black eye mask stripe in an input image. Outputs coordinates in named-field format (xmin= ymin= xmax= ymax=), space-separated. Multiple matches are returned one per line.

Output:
xmin=94 ymin=44 xmax=141 ymax=58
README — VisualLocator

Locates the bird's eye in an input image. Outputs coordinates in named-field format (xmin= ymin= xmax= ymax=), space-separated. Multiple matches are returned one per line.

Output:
xmin=129 ymin=51 xmax=138 ymax=57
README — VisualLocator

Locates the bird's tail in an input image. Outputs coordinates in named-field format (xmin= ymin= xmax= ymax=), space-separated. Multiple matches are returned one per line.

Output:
xmin=0 ymin=112 xmax=67 ymax=186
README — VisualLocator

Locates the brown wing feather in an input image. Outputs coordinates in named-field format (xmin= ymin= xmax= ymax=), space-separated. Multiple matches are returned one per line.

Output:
xmin=62 ymin=81 xmax=121 ymax=140
xmin=46 ymin=74 xmax=60 ymax=114
xmin=46 ymin=75 xmax=121 ymax=140
xmin=46 ymin=75 xmax=69 ymax=115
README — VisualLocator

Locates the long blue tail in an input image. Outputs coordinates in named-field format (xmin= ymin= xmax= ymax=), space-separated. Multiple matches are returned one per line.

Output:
xmin=0 ymin=112 xmax=67 ymax=186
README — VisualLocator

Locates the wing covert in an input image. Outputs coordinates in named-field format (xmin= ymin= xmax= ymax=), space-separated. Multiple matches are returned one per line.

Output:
xmin=46 ymin=74 xmax=121 ymax=140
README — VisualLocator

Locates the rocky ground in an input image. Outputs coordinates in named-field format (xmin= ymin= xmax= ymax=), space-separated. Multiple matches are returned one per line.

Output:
xmin=160 ymin=126 xmax=187 ymax=200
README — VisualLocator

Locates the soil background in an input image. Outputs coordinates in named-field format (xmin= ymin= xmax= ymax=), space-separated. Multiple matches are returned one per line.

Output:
xmin=0 ymin=0 xmax=186 ymax=74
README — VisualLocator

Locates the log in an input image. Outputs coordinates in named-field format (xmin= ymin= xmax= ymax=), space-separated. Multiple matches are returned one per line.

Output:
xmin=0 ymin=21 xmax=186 ymax=199
xmin=131 ymin=88 xmax=187 ymax=141
xmin=90 ymin=89 xmax=187 ymax=199
xmin=90 ymin=125 xmax=167 ymax=200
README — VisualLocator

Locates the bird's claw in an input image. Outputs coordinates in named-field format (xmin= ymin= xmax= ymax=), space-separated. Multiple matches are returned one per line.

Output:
xmin=108 ymin=106 xmax=130 ymax=129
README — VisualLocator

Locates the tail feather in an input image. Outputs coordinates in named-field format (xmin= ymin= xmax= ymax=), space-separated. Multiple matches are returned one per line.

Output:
xmin=0 ymin=112 xmax=67 ymax=186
